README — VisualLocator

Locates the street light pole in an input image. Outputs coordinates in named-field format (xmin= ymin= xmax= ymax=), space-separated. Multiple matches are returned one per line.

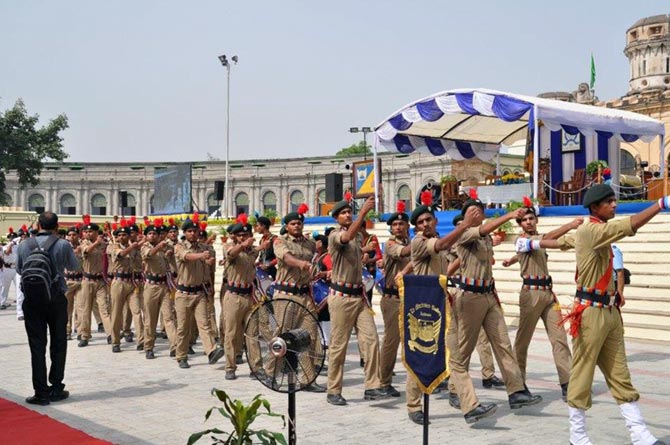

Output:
xmin=218 ymin=54 xmax=238 ymax=217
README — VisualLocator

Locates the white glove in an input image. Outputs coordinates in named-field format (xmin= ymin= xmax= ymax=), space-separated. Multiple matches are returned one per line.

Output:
xmin=658 ymin=196 xmax=670 ymax=210
xmin=515 ymin=238 xmax=541 ymax=253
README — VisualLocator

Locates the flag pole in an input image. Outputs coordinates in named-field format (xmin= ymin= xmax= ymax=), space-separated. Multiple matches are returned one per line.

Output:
xmin=590 ymin=53 xmax=596 ymax=100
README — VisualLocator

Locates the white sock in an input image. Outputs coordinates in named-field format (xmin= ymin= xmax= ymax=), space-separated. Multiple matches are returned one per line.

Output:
xmin=569 ymin=407 xmax=593 ymax=445
xmin=620 ymin=402 xmax=658 ymax=445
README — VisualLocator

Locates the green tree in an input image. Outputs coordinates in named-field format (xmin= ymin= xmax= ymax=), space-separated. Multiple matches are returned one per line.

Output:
xmin=0 ymin=99 xmax=69 ymax=204
xmin=335 ymin=141 xmax=371 ymax=157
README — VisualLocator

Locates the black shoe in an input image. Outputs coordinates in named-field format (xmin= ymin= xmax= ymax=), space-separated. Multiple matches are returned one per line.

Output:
xmin=67 ymin=333 xmax=72 ymax=341
xmin=77 ymin=334 xmax=81 ymax=341
xmin=146 ymin=350 xmax=155 ymax=359
xmin=208 ymin=347 xmax=225 ymax=365
xmin=408 ymin=411 xmax=428 ymax=425
xmin=464 ymin=403 xmax=498 ymax=424
xmin=381 ymin=385 xmax=401 ymax=397
xmin=304 ymin=382 xmax=327 ymax=393
xmin=359 ymin=358 xmax=365 ymax=367
xmin=448 ymin=392 xmax=461 ymax=410
xmin=188 ymin=346 xmax=196 ymax=355
xmin=78 ymin=339 xmax=89 ymax=347
xmin=652 ymin=441 xmax=668 ymax=445
xmin=508 ymin=390 xmax=543 ymax=409
xmin=25 ymin=395 xmax=50 ymax=406
xmin=250 ymin=369 xmax=267 ymax=380
xmin=125 ymin=333 xmax=134 ymax=343
xmin=225 ymin=370 xmax=237 ymax=380
xmin=159 ymin=331 xmax=168 ymax=339
xmin=482 ymin=375 xmax=505 ymax=389
xmin=112 ymin=345 xmax=121 ymax=353
xmin=136 ymin=342 xmax=144 ymax=351
xmin=169 ymin=350 xmax=176 ymax=358
xmin=107 ymin=335 xmax=112 ymax=345
xmin=561 ymin=383 xmax=568 ymax=402
xmin=178 ymin=359 xmax=190 ymax=369
xmin=235 ymin=354 xmax=244 ymax=365
xmin=49 ymin=390 xmax=69 ymax=402
xmin=363 ymin=388 xmax=390 ymax=401
xmin=327 ymin=393 xmax=347 ymax=406
xmin=97 ymin=323 xmax=104 ymax=333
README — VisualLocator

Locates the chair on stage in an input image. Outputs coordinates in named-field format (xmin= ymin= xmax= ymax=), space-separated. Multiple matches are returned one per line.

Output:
xmin=555 ymin=168 xmax=586 ymax=206
xmin=484 ymin=175 xmax=499 ymax=185
xmin=441 ymin=180 xmax=465 ymax=209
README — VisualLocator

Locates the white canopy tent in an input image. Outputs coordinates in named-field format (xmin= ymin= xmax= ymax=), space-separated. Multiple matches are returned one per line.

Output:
xmin=372 ymin=88 xmax=665 ymax=209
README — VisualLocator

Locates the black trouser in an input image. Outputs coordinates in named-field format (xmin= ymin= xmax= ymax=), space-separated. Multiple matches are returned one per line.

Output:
xmin=22 ymin=288 xmax=68 ymax=398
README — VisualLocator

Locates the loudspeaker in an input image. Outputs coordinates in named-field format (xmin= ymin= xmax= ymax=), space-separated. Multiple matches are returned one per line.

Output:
xmin=120 ymin=191 xmax=128 ymax=208
xmin=325 ymin=173 xmax=343 ymax=202
xmin=214 ymin=181 xmax=225 ymax=200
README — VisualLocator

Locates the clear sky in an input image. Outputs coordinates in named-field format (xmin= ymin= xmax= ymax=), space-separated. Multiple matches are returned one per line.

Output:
xmin=1 ymin=1 xmax=665 ymax=163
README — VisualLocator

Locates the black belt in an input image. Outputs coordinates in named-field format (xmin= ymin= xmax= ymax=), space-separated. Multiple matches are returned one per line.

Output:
xmin=225 ymin=284 xmax=252 ymax=295
xmin=133 ymin=272 xmax=144 ymax=279
xmin=65 ymin=272 xmax=83 ymax=280
xmin=83 ymin=272 xmax=104 ymax=280
xmin=382 ymin=287 xmax=399 ymax=297
xmin=4 ymin=263 xmax=14 ymax=269
xmin=330 ymin=282 xmax=363 ymax=296
xmin=176 ymin=284 xmax=204 ymax=293
xmin=575 ymin=290 xmax=619 ymax=306
xmin=447 ymin=276 xmax=460 ymax=288
xmin=458 ymin=283 xmax=495 ymax=294
xmin=522 ymin=277 xmax=553 ymax=287
xmin=145 ymin=273 xmax=167 ymax=283
xmin=114 ymin=272 xmax=133 ymax=279
xmin=274 ymin=283 xmax=310 ymax=295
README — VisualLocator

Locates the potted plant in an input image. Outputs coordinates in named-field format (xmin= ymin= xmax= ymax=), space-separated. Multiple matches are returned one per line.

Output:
xmin=440 ymin=174 xmax=457 ymax=185
xmin=586 ymin=160 xmax=608 ymax=179
xmin=492 ymin=211 xmax=515 ymax=241
xmin=263 ymin=208 xmax=278 ymax=225
xmin=188 ymin=389 xmax=286 ymax=445
xmin=364 ymin=210 xmax=379 ymax=229
xmin=218 ymin=226 xmax=228 ymax=243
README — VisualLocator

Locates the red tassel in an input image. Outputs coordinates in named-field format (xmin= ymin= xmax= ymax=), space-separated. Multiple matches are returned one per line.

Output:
xmin=236 ymin=213 xmax=248 ymax=225
xmin=469 ymin=188 xmax=478 ymax=200
xmin=297 ymin=203 xmax=309 ymax=215
xmin=396 ymin=201 xmax=406 ymax=213
xmin=559 ymin=304 xmax=588 ymax=338
xmin=420 ymin=190 xmax=433 ymax=206
xmin=522 ymin=195 xmax=533 ymax=208
xmin=199 ymin=222 xmax=207 ymax=231
xmin=344 ymin=191 xmax=352 ymax=202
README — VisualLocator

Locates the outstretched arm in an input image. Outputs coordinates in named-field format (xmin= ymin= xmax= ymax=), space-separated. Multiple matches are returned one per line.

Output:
xmin=544 ymin=217 xmax=584 ymax=240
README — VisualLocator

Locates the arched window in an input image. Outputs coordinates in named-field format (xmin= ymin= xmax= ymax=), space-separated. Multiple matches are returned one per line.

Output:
xmin=1 ymin=192 xmax=13 ymax=206
xmin=397 ymin=184 xmax=412 ymax=211
xmin=316 ymin=189 xmax=326 ymax=215
xmin=207 ymin=192 xmax=219 ymax=215
xmin=122 ymin=192 xmax=137 ymax=216
xmin=60 ymin=193 xmax=76 ymax=215
xmin=91 ymin=193 xmax=107 ymax=216
xmin=290 ymin=190 xmax=304 ymax=212
xmin=262 ymin=191 xmax=277 ymax=213
xmin=235 ymin=192 xmax=249 ymax=216
xmin=28 ymin=193 xmax=45 ymax=213
xmin=620 ymin=149 xmax=637 ymax=176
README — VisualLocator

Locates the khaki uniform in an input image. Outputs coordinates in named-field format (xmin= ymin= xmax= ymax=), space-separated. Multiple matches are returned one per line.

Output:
xmin=326 ymin=226 xmax=381 ymax=395
xmin=174 ymin=240 xmax=218 ymax=361
xmin=162 ymin=238 xmax=178 ymax=335
xmin=218 ymin=242 xmax=229 ymax=347
xmin=557 ymin=217 xmax=638 ymax=410
xmin=222 ymin=243 xmax=257 ymax=372
xmin=123 ymin=247 xmax=144 ymax=339
xmin=64 ymin=247 xmax=83 ymax=336
xmin=449 ymin=227 xmax=526 ymax=414
xmin=78 ymin=239 xmax=112 ymax=340
xmin=203 ymin=243 xmax=218 ymax=340
xmin=109 ymin=242 xmax=142 ymax=346
xmin=142 ymin=242 xmax=176 ymax=352
xmin=514 ymin=233 xmax=571 ymax=385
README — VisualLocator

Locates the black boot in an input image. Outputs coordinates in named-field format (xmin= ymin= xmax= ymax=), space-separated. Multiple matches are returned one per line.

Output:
xmin=482 ymin=375 xmax=505 ymax=389
xmin=508 ymin=390 xmax=543 ymax=409
xmin=464 ymin=403 xmax=497 ymax=424
xmin=561 ymin=383 xmax=568 ymax=402
xmin=448 ymin=392 xmax=461 ymax=410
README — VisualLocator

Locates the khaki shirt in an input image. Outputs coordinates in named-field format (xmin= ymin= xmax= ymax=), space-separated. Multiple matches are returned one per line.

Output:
xmin=175 ymin=240 xmax=207 ymax=286
xmin=165 ymin=238 xmax=178 ymax=274
xmin=328 ymin=225 xmax=363 ymax=285
xmin=202 ymin=242 xmax=216 ymax=285
xmin=411 ymin=232 xmax=448 ymax=276
xmin=515 ymin=233 xmax=550 ymax=277
xmin=557 ymin=216 xmax=634 ymax=292
xmin=141 ymin=243 xmax=169 ymax=276
xmin=80 ymin=239 xmax=106 ymax=275
xmin=129 ymin=247 xmax=143 ymax=273
xmin=65 ymin=245 xmax=82 ymax=274
xmin=456 ymin=227 xmax=493 ymax=280
xmin=225 ymin=244 xmax=256 ymax=286
xmin=274 ymin=234 xmax=316 ymax=287
xmin=383 ymin=235 xmax=410 ymax=284
xmin=111 ymin=243 xmax=133 ymax=273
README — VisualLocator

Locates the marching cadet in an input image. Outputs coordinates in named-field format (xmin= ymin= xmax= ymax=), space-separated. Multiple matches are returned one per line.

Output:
xmin=109 ymin=222 xmax=143 ymax=352
xmin=449 ymin=191 xmax=542 ymax=424
xmin=516 ymin=184 xmax=668 ymax=445
xmin=325 ymin=195 xmax=389 ymax=406
xmin=77 ymin=216 xmax=113 ymax=347
xmin=378 ymin=202 xmax=411 ymax=400
xmin=122 ymin=218 xmax=145 ymax=345
xmin=162 ymin=218 xmax=180 ymax=348
xmin=198 ymin=222 xmax=218 ymax=343
xmin=141 ymin=218 xmax=176 ymax=359
xmin=174 ymin=215 xmax=224 ymax=369
xmin=64 ymin=226 xmax=83 ymax=340
xmin=502 ymin=197 xmax=579 ymax=402
xmin=254 ymin=215 xmax=278 ymax=279
xmin=269 ymin=204 xmax=326 ymax=392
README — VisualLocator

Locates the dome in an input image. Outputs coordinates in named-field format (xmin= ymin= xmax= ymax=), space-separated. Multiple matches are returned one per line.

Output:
xmin=627 ymin=14 xmax=670 ymax=32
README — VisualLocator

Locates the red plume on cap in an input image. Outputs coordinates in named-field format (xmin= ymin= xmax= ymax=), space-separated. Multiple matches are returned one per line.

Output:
xmin=199 ymin=222 xmax=207 ymax=231
xmin=192 ymin=213 xmax=200 ymax=224
xmin=143 ymin=216 xmax=150 ymax=222
xmin=396 ymin=201 xmax=406 ymax=213
xmin=8 ymin=227 xmax=13 ymax=233
xmin=236 ymin=213 xmax=248 ymax=225
xmin=155 ymin=217 xmax=163 ymax=227
xmin=469 ymin=188 xmax=478 ymax=200
xmin=297 ymin=203 xmax=309 ymax=215
xmin=169 ymin=218 xmax=175 ymax=225
xmin=420 ymin=191 xmax=433 ymax=206
xmin=120 ymin=217 xmax=127 ymax=228
xmin=75 ymin=223 xmax=82 ymax=230
xmin=83 ymin=214 xmax=91 ymax=225
xmin=21 ymin=224 xmax=28 ymax=232
xmin=112 ymin=223 xmax=118 ymax=231
xmin=129 ymin=216 xmax=137 ymax=225
xmin=344 ymin=191 xmax=352 ymax=202
xmin=522 ymin=196 xmax=533 ymax=208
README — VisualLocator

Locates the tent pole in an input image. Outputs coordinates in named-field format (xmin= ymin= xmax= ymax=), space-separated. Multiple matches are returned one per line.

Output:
xmin=661 ymin=133 xmax=667 ymax=196
xmin=532 ymin=105 xmax=540 ymax=201
xmin=373 ymin=134 xmax=380 ymax=214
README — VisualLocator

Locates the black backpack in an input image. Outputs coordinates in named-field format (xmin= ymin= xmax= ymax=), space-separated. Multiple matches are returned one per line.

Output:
xmin=20 ymin=235 xmax=61 ymax=301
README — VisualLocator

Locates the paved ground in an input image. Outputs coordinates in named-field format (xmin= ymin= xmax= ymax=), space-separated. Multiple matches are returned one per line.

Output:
xmin=1 ymin=288 xmax=669 ymax=445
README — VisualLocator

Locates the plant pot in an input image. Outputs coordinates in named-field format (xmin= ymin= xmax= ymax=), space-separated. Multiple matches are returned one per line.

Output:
xmin=365 ymin=219 xmax=374 ymax=229
xmin=493 ymin=231 xmax=506 ymax=241
xmin=220 ymin=236 xmax=228 ymax=243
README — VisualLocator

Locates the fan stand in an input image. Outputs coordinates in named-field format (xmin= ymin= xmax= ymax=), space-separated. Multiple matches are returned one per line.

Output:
xmin=286 ymin=354 xmax=298 ymax=445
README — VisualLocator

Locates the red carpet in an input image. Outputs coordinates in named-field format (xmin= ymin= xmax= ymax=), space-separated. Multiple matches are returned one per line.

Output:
xmin=0 ymin=397 xmax=113 ymax=445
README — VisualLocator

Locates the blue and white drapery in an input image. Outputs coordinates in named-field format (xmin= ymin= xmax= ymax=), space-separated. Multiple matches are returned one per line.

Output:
xmin=375 ymin=89 xmax=665 ymax=200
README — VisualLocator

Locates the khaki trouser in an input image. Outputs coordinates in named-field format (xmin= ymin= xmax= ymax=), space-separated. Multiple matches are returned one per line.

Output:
xmin=218 ymin=290 xmax=226 ymax=347
xmin=161 ymin=292 xmax=177 ymax=352
xmin=65 ymin=280 xmax=81 ymax=336
xmin=327 ymin=294 xmax=381 ymax=394
xmin=567 ymin=306 xmax=639 ymax=410
xmin=75 ymin=297 xmax=102 ymax=334
xmin=476 ymin=329 xmax=496 ymax=379
xmin=449 ymin=291 xmax=525 ymax=414
xmin=380 ymin=295 xmax=400 ymax=386
xmin=222 ymin=292 xmax=254 ymax=371
xmin=111 ymin=280 xmax=144 ymax=346
xmin=175 ymin=291 xmax=217 ymax=361
xmin=143 ymin=283 xmax=176 ymax=351
xmin=123 ymin=284 xmax=144 ymax=336
xmin=78 ymin=280 xmax=112 ymax=340
xmin=514 ymin=289 xmax=571 ymax=384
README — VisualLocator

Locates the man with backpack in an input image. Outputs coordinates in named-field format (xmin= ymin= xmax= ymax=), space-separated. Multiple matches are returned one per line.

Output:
xmin=16 ymin=211 xmax=78 ymax=406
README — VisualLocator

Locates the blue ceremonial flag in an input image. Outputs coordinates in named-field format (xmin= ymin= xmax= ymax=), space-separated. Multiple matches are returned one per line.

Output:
xmin=398 ymin=274 xmax=450 ymax=394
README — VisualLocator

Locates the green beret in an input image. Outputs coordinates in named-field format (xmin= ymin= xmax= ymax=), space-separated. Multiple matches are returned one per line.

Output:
xmin=279 ymin=225 xmax=288 ymax=235
xmin=283 ymin=212 xmax=304 ymax=224
xmin=330 ymin=200 xmax=352 ymax=218
xmin=410 ymin=205 xmax=434 ymax=226
xmin=461 ymin=198 xmax=484 ymax=216
xmin=257 ymin=216 xmax=272 ymax=227
xmin=114 ymin=227 xmax=131 ymax=236
xmin=452 ymin=214 xmax=463 ymax=226
xmin=182 ymin=219 xmax=197 ymax=231
xmin=143 ymin=225 xmax=159 ymax=236
xmin=229 ymin=223 xmax=252 ymax=234
xmin=82 ymin=223 xmax=100 ymax=231
xmin=583 ymin=184 xmax=615 ymax=208
xmin=386 ymin=212 xmax=409 ymax=226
